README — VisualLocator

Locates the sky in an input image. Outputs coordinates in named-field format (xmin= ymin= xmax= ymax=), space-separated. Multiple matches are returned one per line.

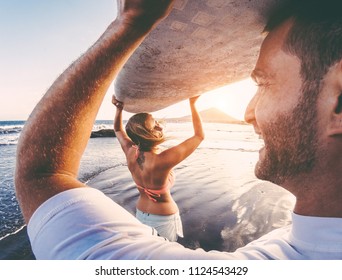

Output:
xmin=0 ymin=0 xmax=257 ymax=121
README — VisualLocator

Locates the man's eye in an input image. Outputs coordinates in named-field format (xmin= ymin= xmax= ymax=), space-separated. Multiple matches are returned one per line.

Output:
xmin=255 ymin=82 xmax=270 ymax=88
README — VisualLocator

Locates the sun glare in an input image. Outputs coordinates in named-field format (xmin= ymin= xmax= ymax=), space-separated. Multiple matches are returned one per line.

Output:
xmin=100 ymin=78 xmax=257 ymax=121
xmin=199 ymin=78 xmax=257 ymax=120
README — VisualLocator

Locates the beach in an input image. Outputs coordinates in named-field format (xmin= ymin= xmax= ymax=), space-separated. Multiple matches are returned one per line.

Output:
xmin=0 ymin=120 xmax=295 ymax=259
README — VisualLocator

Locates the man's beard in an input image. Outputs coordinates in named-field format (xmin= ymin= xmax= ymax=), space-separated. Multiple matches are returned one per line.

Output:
xmin=255 ymin=89 xmax=319 ymax=186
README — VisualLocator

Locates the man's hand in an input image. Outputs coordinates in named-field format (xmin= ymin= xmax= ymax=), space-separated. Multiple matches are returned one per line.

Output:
xmin=117 ymin=0 xmax=175 ymax=30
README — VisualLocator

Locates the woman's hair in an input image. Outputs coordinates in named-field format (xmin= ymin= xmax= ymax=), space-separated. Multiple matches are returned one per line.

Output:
xmin=125 ymin=113 xmax=166 ymax=151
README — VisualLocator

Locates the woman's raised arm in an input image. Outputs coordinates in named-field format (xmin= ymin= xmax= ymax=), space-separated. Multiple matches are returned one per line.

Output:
xmin=158 ymin=96 xmax=204 ymax=169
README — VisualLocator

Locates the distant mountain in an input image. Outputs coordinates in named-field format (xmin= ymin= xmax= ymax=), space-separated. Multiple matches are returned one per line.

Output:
xmin=165 ymin=107 xmax=247 ymax=124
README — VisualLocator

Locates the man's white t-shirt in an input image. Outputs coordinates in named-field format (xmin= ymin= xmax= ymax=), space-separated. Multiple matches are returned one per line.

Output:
xmin=27 ymin=187 xmax=342 ymax=259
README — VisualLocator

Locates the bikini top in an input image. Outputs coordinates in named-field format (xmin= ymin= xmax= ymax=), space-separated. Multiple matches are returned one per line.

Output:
xmin=132 ymin=145 xmax=175 ymax=202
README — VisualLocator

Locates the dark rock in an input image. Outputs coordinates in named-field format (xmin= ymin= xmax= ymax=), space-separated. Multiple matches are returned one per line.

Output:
xmin=90 ymin=129 xmax=116 ymax=138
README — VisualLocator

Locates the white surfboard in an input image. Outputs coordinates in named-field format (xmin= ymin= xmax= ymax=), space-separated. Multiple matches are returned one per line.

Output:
xmin=115 ymin=0 xmax=286 ymax=113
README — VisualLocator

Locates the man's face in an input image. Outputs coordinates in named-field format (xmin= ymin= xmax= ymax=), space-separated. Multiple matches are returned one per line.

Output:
xmin=244 ymin=21 xmax=319 ymax=188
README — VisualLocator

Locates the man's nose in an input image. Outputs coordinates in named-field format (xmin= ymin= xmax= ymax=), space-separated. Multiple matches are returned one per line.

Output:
xmin=244 ymin=94 xmax=258 ymax=124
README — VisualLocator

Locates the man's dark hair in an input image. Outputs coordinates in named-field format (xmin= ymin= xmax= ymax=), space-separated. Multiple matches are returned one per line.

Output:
xmin=265 ymin=0 xmax=342 ymax=86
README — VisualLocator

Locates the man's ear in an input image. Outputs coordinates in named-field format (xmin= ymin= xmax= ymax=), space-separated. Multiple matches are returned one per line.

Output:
xmin=331 ymin=93 xmax=342 ymax=135
xmin=334 ymin=94 xmax=342 ymax=114
xmin=328 ymin=61 xmax=342 ymax=136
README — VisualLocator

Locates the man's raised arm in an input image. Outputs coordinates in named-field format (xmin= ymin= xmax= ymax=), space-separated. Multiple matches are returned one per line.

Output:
xmin=15 ymin=0 xmax=175 ymax=222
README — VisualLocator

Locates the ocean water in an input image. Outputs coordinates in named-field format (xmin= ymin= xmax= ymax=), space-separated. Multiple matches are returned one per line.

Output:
xmin=0 ymin=121 xmax=26 ymax=238
xmin=0 ymin=120 xmax=114 ymax=241
xmin=0 ymin=120 xmax=295 ymax=259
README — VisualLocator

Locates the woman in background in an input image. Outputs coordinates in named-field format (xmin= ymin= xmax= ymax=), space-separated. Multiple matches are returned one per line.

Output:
xmin=112 ymin=94 xmax=204 ymax=241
